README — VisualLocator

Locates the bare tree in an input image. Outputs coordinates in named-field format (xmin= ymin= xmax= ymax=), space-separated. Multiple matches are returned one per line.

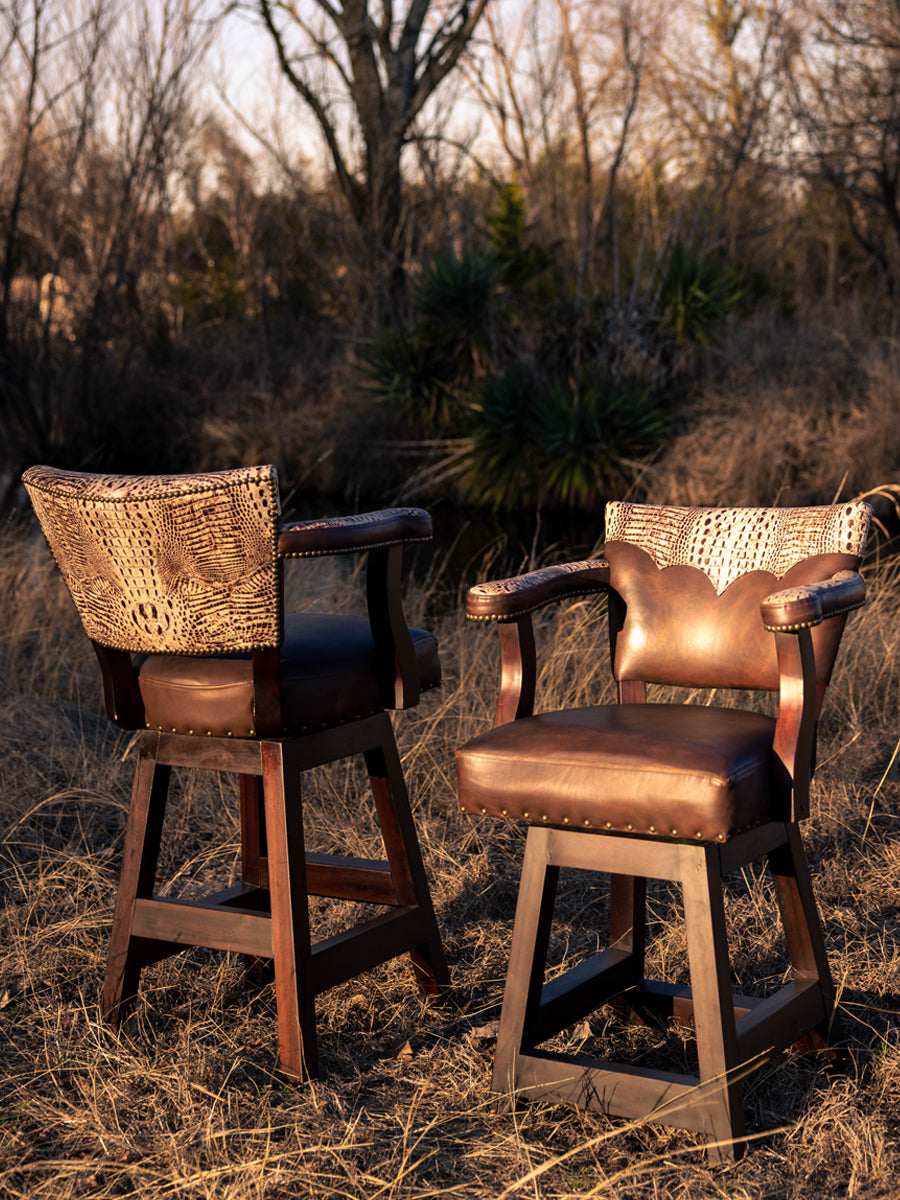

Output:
xmin=788 ymin=0 xmax=900 ymax=296
xmin=256 ymin=0 xmax=490 ymax=312
xmin=655 ymin=0 xmax=793 ymax=257
xmin=465 ymin=0 xmax=656 ymax=294
xmin=0 ymin=0 xmax=218 ymax=471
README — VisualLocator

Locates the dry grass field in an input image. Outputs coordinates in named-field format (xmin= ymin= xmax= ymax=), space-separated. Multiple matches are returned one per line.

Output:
xmin=1 ymin=473 xmax=899 ymax=1200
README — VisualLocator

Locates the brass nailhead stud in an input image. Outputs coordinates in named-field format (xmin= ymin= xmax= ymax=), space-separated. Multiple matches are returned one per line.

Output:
xmin=541 ymin=814 xmax=549 ymax=822
xmin=501 ymin=808 xmax=508 ymax=816
xmin=671 ymin=829 xmax=678 ymax=836
xmin=717 ymin=833 xmax=725 ymax=841
xmin=696 ymin=832 xmax=702 ymax=838
xmin=522 ymin=811 xmax=529 ymax=819
xmin=562 ymin=817 xmax=569 ymax=824
xmin=649 ymin=825 xmax=655 ymax=832
xmin=583 ymin=820 xmax=591 ymax=827
xmin=605 ymin=822 xmax=612 ymax=829
xmin=626 ymin=824 xmax=633 ymax=831
xmin=481 ymin=807 xmax=487 ymax=814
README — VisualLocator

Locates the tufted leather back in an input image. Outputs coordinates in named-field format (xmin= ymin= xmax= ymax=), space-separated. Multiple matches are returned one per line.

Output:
xmin=23 ymin=464 xmax=282 ymax=656
xmin=604 ymin=501 xmax=870 ymax=690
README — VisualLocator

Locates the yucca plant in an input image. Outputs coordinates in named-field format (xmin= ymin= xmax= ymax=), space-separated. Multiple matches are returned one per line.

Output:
xmin=660 ymin=242 xmax=744 ymax=354
xmin=458 ymin=364 xmax=544 ymax=510
xmin=534 ymin=376 xmax=667 ymax=507
xmin=460 ymin=369 xmax=667 ymax=510
xmin=359 ymin=249 xmax=497 ymax=435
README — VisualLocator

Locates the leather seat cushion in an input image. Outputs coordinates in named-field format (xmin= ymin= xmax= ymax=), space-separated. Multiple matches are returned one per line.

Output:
xmin=456 ymin=704 xmax=786 ymax=843
xmin=138 ymin=613 xmax=440 ymax=737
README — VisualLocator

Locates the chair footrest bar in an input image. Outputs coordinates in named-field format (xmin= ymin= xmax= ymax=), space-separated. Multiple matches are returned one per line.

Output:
xmin=511 ymin=1049 xmax=709 ymax=1132
xmin=310 ymin=906 xmax=427 ymax=993
xmin=531 ymin=948 xmax=638 ymax=1045
xmin=304 ymin=852 xmax=397 ymax=904
xmin=623 ymin=980 xmax=759 ymax=1028
xmin=132 ymin=897 xmax=274 ymax=957
xmin=736 ymin=980 xmax=827 ymax=1062
xmin=204 ymin=883 xmax=272 ymax=912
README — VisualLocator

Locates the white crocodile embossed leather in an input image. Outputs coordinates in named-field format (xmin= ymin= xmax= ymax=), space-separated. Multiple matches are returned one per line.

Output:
xmin=605 ymin=501 xmax=870 ymax=594
xmin=24 ymin=464 xmax=280 ymax=655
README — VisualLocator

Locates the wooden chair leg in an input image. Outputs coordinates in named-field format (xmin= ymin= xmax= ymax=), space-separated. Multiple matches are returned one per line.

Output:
xmin=607 ymin=873 xmax=647 ymax=1024
xmin=101 ymin=734 xmax=173 ymax=1026
xmin=238 ymin=773 xmax=269 ymax=976
xmin=260 ymin=740 xmax=317 ymax=1082
xmin=493 ymin=826 xmax=560 ymax=1100
xmin=768 ymin=822 xmax=838 ymax=1047
xmin=239 ymin=774 xmax=268 ymax=888
xmin=681 ymin=844 xmax=746 ymax=1162
xmin=364 ymin=726 xmax=450 ymax=998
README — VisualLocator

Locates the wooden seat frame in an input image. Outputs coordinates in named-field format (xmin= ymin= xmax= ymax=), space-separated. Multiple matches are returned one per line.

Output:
xmin=103 ymin=712 xmax=446 ymax=1081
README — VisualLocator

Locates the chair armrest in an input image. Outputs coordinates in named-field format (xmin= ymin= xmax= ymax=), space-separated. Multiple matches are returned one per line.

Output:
xmin=466 ymin=560 xmax=609 ymax=726
xmin=466 ymin=559 xmax=609 ymax=622
xmin=279 ymin=507 xmax=433 ymax=712
xmin=768 ymin=573 xmax=866 ymax=822
xmin=278 ymin=507 xmax=432 ymax=557
xmin=761 ymin=570 xmax=866 ymax=632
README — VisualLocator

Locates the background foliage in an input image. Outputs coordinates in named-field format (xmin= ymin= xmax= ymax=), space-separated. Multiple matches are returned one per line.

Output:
xmin=2 ymin=0 xmax=900 ymax=512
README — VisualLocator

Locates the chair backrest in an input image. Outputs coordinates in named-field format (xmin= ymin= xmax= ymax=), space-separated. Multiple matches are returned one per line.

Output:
xmin=23 ymin=464 xmax=282 ymax=656
xmin=604 ymin=501 xmax=870 ymax=690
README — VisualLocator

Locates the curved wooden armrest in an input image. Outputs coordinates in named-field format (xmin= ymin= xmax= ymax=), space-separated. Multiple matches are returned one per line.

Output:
xmin=761 ymin=570 xmax=866 ymax=632
xmin=281 ymin=508 xmax=434 ymax=711
xmin=277 ymin=507 xmax=432 ymax=557
xmin=466 ymin=559 xmax=609 ymax=622
xmin=768 ymin=571 xmax=865 ymax=822
xmin=466 ymin=560 xmax=609 ymax=726
xmin=278 ymin=509 xmax=433 ymax=711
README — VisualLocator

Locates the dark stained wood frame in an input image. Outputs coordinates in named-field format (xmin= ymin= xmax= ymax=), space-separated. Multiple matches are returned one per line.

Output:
xmin=101 ymin=713 xmax=448 ymax=1082
xmin=492 ymin=820 xmax=837 ymax=1161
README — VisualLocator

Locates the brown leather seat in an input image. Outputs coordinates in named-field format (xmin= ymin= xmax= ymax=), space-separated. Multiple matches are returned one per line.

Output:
xmin=457 ymin=500 xmax=870 ymax=1160
xmin=138 ymin=614 xmax=441 ymax=737
xmin=457 ymin=704 xmax=784 ymax=843
xmin=24 ymin=463 xmax=449 ymax=1082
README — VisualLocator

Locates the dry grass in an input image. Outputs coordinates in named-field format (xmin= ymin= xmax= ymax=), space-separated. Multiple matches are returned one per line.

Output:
xmin=1 ymin=477 xmax=899 ymax=1200
xmin=644 ymin=312 xmax=900 ymax=514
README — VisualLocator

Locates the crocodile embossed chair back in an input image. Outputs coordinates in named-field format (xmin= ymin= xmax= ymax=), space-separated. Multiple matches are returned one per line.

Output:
xmin=25 ymin=464 xmax=281 ymax=655
xmin=456 ymin=500 xmax=870 ymax=1161
xmin=605 ymin=501 xmax=869 ymax=691
xmin=24 ymin=464 xmax=448 ymax=1082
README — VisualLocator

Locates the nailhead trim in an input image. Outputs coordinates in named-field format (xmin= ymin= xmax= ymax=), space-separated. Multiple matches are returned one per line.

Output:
xmin=763 ymin=599 xmax=864 ymax=633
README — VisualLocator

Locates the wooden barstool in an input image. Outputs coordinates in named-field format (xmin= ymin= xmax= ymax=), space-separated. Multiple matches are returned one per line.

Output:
xmin=457 ymin=500 xmax=870 ymax=1158
xmin=25 ymin=463 xmax=449 ymax=1080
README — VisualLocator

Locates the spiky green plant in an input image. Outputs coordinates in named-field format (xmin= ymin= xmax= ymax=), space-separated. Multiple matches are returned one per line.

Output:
xmin=360 ymin=250 xmax=497 ymax=435
xmin=660 ymin=242 xmax=744 ymax=351
xmin=534 ymin=376 xmax=667 ymax=507
xmin=460 ymin=370 xmax=667 ymax=510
